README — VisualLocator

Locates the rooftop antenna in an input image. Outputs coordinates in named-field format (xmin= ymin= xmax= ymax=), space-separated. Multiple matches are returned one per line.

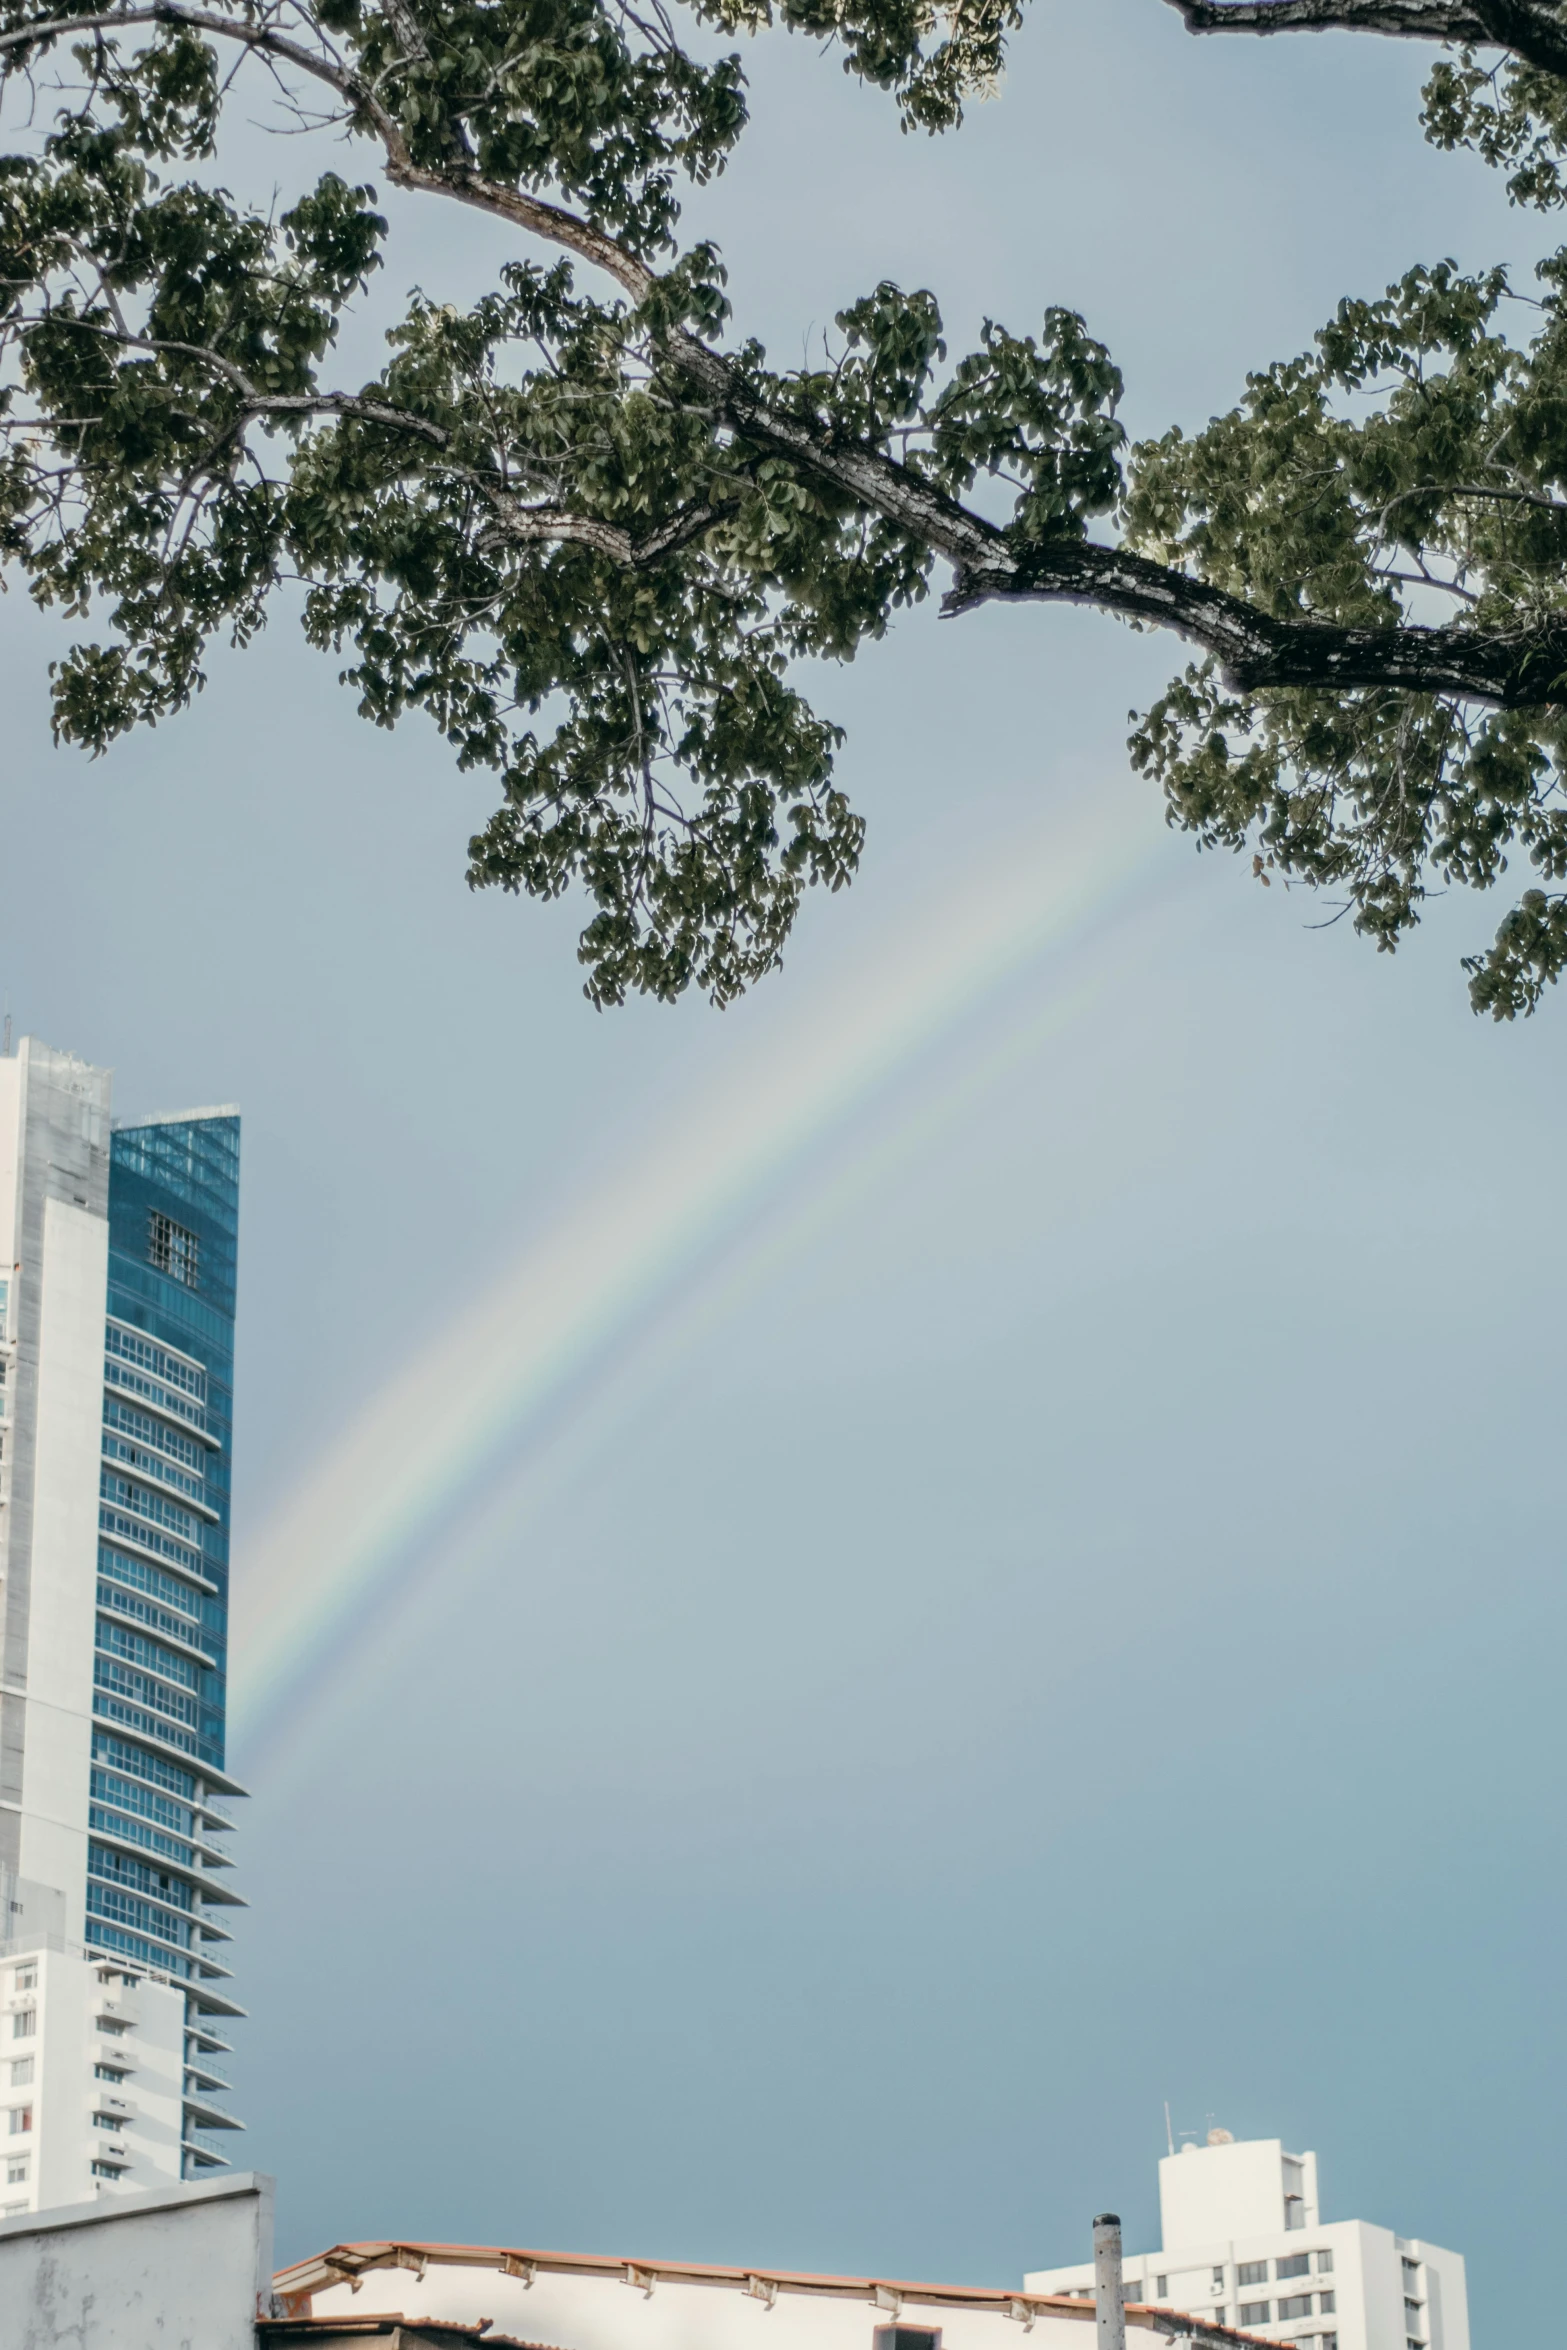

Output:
xmin=1164 ymin=2101 xmax=1175 ymax=2158
xmin=2 ymin=1003 xmax=11 ymax=1057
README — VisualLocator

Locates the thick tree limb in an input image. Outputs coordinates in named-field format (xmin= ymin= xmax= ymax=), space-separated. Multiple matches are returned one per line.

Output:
xmin=665 ymin=330 xmax=1006 ymax=570
xmin=1160 ymin=0 xmax=1567 ymax=77
xmin=946 ymin=538 xmax=1567 ymax=704
xmin=379 ymin=156 xmax=653 ymax=299
xmin=1161 ymin=0 xmax=1486 ymax=32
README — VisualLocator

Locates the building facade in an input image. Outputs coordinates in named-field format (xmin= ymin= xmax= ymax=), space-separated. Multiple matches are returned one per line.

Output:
xmin=272 ymin=2234 xmax=1253 ymax=2350
xmin=0 ymin=1037 xmax=245 ymax=2214
xmin=1024 ymin=2136 xmax=1468 ymax=2350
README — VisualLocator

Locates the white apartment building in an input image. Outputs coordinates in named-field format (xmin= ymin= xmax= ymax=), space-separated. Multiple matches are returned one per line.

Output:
xmin=0 ymin=1038 xmax=246 ymax=2216
xmin=2 ymin=1909 xmax=188 ymax=2207
xmin=1024 ymin=2136 xmax=1468 ymax=2350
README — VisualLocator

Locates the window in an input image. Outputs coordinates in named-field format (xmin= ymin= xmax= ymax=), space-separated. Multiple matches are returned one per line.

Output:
xmin=92 ymin=2110 xmax=124 ymax=2132
xmin=1402 ymin=2261 xmax=1421 ymax=2281
xmin=1213 ymin=2270 xmax=1228 ymax=2293
xmin=148 ymin=1212 xmax=199 ymax=1289
xmin=11 ymin=2011 xmax=34 ymax=2040
xmin=1277 ymin=2258 xmax=1310 ymax=2282
xmin=1239 ymin=2264 xmax=1269 ymax=2288
xmin=1279 ymin=2297 xmax=1313 ymax=2320
xmin=873 ymin=2328 xmax=941 ymax=2350
xmin=5 ymin=2160 xmax=26 ymax=2184
xmin=98 ymin=1470 xmax=204 ymax=1550
xmin=1321 ymin=2337 xmax=1338 ymax=2350
xmin=1122 ymin=2284 xmax=1144 ymax=2304
xmin=1404 ymin=2303 xmax=1423 ymax=2321
xmin=12 ymin=1966 xmax=35 ymax=1992
xmin=1156 ymin=2279 xmax=1169 ymax=2301
xmin=8 ymin=2107 xmax=32 ymax=2135
xmin=1213 ymin=2312 xmax=1226 ymax=2329
xmin=91 ymin=1764 xmax=196 ymax=1839
xmin=103 ymin=1394 xmax=204 ymax=1468
xmin=90 ymin=2160 xmax=123 ymax=2178
xmin=1319 ymin=2295 xmax=1335 ymax=2315
xmin=9 ymin=2059 xmax=32 ymax=2086
xmin=104 ymin=1322 xmax=205 ymax=1404
xmin=93 ymin=1730 xmax=196 ymax=1805
xmin=96 ymin=2019 xmax=128 ymax=2037
xmin=1239 ymin=2304 xmax=1271 ymax=2327
xmin=94 ymin=2062 xmax=127 ymax=2082
xmin=1317 ymin=2254 xmax=1334 ymax=2277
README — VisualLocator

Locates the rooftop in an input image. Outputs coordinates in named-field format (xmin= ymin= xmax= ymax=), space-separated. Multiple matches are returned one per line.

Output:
xmin=272 ymin=2240 xmax=1279 ymax=2350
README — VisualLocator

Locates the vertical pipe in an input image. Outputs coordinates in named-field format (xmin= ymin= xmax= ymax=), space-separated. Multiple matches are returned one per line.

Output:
xmin=1094 ymin=2213 xmax=1126 ymax=2350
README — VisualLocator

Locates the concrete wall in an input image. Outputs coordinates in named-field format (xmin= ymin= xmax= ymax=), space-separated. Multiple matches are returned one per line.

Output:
xmin=20 ymin=1195 xmax=110 ymax=1933
xmin=1159 ymin=2144 xmax=1320 ymax=2249
xmin=0 ymin=2169 xmax=272 ymax=2350
xmin=0 ymin=1041 xmax=112 ymax=1887
xmin=0 ymin=1051 xmax=24 ymax=1876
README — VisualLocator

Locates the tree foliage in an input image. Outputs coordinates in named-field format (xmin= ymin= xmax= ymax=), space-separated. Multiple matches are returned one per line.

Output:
xmin=10 ymin=0 xmax=1567 ymax=1008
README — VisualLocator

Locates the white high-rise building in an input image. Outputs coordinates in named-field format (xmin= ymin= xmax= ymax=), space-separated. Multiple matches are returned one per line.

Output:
xmin=0 ymin=1039 xmax=246 ymax=2217
xmin=1025 ymin=2135 xmax=1468 ymax=2350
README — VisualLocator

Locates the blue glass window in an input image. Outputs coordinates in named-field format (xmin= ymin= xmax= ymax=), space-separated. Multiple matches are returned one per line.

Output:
xmin=91 ymin=1730 xmax=195 ymax=1802
xmin=97 ymin=1543 xmax=205 ymax=1625
xmin=102 ymin=1395 xmax=204 ymax=1471
xmin=98 ymin=1505 xmax=206 ymax=1579
xmin=96 ymin=1617 xmax=199 ymax=1693
xmin=105 ymin=1322 xmax=205 ymax=1401
xmin=99 ymin=1469 xmax=203 ymax=1547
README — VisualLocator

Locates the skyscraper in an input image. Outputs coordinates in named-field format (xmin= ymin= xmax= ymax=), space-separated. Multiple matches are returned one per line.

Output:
xmin=0 ymin=1037 xmax=245 ymax=2213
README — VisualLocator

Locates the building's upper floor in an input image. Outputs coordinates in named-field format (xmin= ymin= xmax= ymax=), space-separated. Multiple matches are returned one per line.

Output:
xmin=1023 ymin=2136 xmax=1467 ymax=2350
xmin=1159 ymin=2140 xmax=1320 ymax=2248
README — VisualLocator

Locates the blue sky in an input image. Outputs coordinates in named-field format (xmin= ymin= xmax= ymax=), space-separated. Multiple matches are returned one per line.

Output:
xmin=2 ymin=0 xmax=1563 ymax=2326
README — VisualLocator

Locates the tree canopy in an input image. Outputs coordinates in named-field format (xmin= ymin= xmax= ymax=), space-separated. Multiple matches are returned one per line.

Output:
xmin=9 ymin=0 xmax=1567 ymax=1009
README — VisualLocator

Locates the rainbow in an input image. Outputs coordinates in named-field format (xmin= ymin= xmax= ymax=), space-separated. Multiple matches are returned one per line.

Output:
xmin=229 ymin=788 xmax=1168 ymax=1759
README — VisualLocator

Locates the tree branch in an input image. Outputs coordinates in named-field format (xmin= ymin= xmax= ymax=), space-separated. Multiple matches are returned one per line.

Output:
xmin=665 ymin=330 xmax=1005 ymax=571
xmin=1159 ymin=0 xmax=1567 ymax=77
xmin=0 ymin=3 xmax=655 ymax=296
xmin=247 ymin=390 xmax=451 ymax=442
xmin=1161 ymin=0 xmax=1486 ymax=34
xmin=945 ymin=537 xmax=1567 ymax=705
xmin=477 ymin=492 xmax=727 ymax=562
xmin=0 ymin=4 xmax=394 ymax=127
xmin=377 ymin=156 xmax=653 ymax=299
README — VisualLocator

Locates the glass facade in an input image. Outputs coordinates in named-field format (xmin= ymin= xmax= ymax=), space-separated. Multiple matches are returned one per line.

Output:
xmin=85 ymin=1112 xmax=244 ymax=2167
